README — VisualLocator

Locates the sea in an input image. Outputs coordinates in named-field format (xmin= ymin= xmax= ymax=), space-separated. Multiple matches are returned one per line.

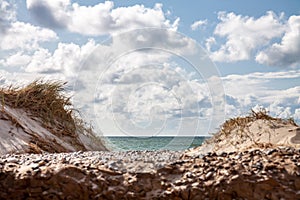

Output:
xmin=104 ymin=136 xmax=210 ymax=151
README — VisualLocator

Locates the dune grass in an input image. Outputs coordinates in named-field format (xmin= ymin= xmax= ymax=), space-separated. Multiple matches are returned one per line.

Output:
xmin=204 ymin=108 xmax=298 ymax=147
xmin=0 ymin=80 xmax=91 ymax=139
xmin=219 ymin=108 xmax=297 ymax=136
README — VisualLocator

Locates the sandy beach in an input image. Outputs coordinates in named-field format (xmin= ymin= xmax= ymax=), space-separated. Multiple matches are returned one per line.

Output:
xmin=0 ymin=81 xmax=299 ymax=199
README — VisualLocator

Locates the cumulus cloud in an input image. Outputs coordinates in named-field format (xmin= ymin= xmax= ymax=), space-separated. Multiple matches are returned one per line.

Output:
xmin=0 ymin=21 xmax=57 ymax=50
xmin=25 ymin=39 xmax=98 ymax=75
xmin=0 ymin=1 xmax=57 ymax=51
xmin=0 ymin=0 xmax=16 ymax=34
xmin=26 ymin=0 xmax=179 ymax=36
xmin=3 ymin=27 xmax=215 ymax=136
xmin=208 ymin=11 xmax=285 ymax=62
xmin=20 ymin=28 xmax=196 ymax=75
xmin=0 ymin=52 xmax=31 ymax=67
xmin=207 ymin=11 xmax=300 ymax=67
xmin=92 ymin=63 xmax=213 ymax=136
xmin=59 ymin=29 xmax=223 ymax=136
xmin=294 ymin=109 xmax=300 ymax=121
xmin=87 ymin=50 xmax=212 ymax=118
xmin=205 ymin=37 xmax=216 ymax=52
xmin=26 ymin=0 xmax=69 ymax=29
xmin=222 ymin=71 xmax=300 ymax=122
xmin=2 ymin=0 xmax=299 ymax=134
xmin=256 ymin=15 xmax=300 ymax=67
xmin=190 ymin=19 xmax=207 ymax=30
xmin=222 ymin=70 xmax=300 ymax=99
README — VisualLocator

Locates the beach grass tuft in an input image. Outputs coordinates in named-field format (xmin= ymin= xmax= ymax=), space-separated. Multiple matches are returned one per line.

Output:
xmin=0 ymin=80 xmax=95 ymax=140
xmin=204 ymin=108 xmax=299 ymax=147
xmin=219 ymin=108 xmax=297 ymax=136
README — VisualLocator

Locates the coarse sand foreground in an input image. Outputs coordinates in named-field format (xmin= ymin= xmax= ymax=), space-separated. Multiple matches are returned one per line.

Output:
xmin=0 ymin=147 xmax=299 ymax=199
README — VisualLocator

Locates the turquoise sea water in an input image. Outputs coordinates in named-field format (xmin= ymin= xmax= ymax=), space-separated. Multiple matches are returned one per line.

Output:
xmin=104 ymin=136 xmax=209 ymax=151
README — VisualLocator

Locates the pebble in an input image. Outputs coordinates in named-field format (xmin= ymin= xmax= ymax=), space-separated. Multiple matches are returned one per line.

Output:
xmin=6 ymin=157 xmax=18 ymax=163
xmin=205 ymin=171 xmax=213 ymax=179
xmin=231 ymin=174 xmax=239 ymax=180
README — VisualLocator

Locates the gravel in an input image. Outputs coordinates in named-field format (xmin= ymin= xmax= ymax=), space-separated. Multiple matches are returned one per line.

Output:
xmin=0 ymin=150 xmax=184 ymax=173
xmin=1 ymin=147 xmax=300 ymax=199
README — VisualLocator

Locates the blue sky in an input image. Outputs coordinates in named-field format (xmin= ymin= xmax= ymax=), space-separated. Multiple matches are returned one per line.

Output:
xmin=0 ymin=0 xmax=300 ymax=136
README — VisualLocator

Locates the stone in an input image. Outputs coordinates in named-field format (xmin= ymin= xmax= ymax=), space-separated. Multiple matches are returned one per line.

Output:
xmin=174 ymin=180 xmax=183 ymax=186
xmin=185 ymin=172 xmax=195 ymax=178
xmin=231 ymin=174 xmax=239 ymax=180
xmin=191 ymin=182 xmax=199 ymax=188
xmin=6 ymin=158 xmax=18 ymax=163
xmin=205 ymin=171 xmax=213 ymax=179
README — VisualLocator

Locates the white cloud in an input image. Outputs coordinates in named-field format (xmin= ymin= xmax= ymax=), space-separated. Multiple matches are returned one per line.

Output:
xmin=0 ymin=0 xmax=16 ymax=34
xmin=25 ymin=39 xmax=98 ymax=76
xmin=16 ymin=28 xmax=204 ymax=135
xmin=208 ymin=11 xmax=300 ymax=68
xmin=0 ymin=52 xmax=31 ymax=67
xmin=205 ymin=37 xmax=216 ymax=52
xmin=190 ymin=19 xmax=207 ymax=30
xmin=3 ymin=0 xmax=300 ymax=133
xmin=0 ymin=0 xmax=15 ymax=20
xmin=110 ymin=28 xmax=196 ymax=56
xmin=222 ymin=71 xmax=300 ymax=122
xmin=269 ymin=103 xmax=292 ymax=119
xmin=94 ymin=63 xmax=210 ymax=116
xmin=26 ymin=0 xmax=179 ymax=36
xmin=60 ymin=29 xmax=220 ymax=136
xmin=256 ymin=15 xmax=300 ymax=67
xmin=91 ymin=63 xmax=213 ymax=136
xmin=0 ymin=21 xmax=57 ymax=51
xmin=223 ymin=70 xmax=300 ymax=98
xmin=294 ymin=109 xmax=300 ymax=121
xmin=247 ymin=70 xmax=300 ymax=79
xmin=208 ymin=11 xmax=286 ymax=62
xmin=26 ymin=0 xmax=70 ymax=29
xmin=223 ymin=70 xmax=300 ymax=82
xmin=262 ymin=87 xmax=300 ymax=106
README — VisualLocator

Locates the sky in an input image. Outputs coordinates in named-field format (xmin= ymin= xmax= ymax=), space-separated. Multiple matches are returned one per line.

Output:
xmin=0 ymin=0 xmax=300 ymax=137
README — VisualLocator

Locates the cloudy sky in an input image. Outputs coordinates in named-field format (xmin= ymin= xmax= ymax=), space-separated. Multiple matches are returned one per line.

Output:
xmin=0 ymin=0 xmax=300 ymax=137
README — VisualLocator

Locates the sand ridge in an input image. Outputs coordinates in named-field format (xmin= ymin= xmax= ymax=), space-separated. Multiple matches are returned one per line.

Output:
xmin=185 ymin=112 xmax=300 ymax=157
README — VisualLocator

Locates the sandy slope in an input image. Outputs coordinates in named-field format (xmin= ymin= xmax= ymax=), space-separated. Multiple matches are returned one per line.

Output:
xmin=0 ymin=105 xmax=107 ymax=154
xmin=185 ymin=117 xmax=300 ymax=157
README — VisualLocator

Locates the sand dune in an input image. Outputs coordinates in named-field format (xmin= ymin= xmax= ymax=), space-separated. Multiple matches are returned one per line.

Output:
xmin=0 ymin=80 xmax=107 ymax=154
xmin=185 ymin=110 xmax=300 ymax=157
